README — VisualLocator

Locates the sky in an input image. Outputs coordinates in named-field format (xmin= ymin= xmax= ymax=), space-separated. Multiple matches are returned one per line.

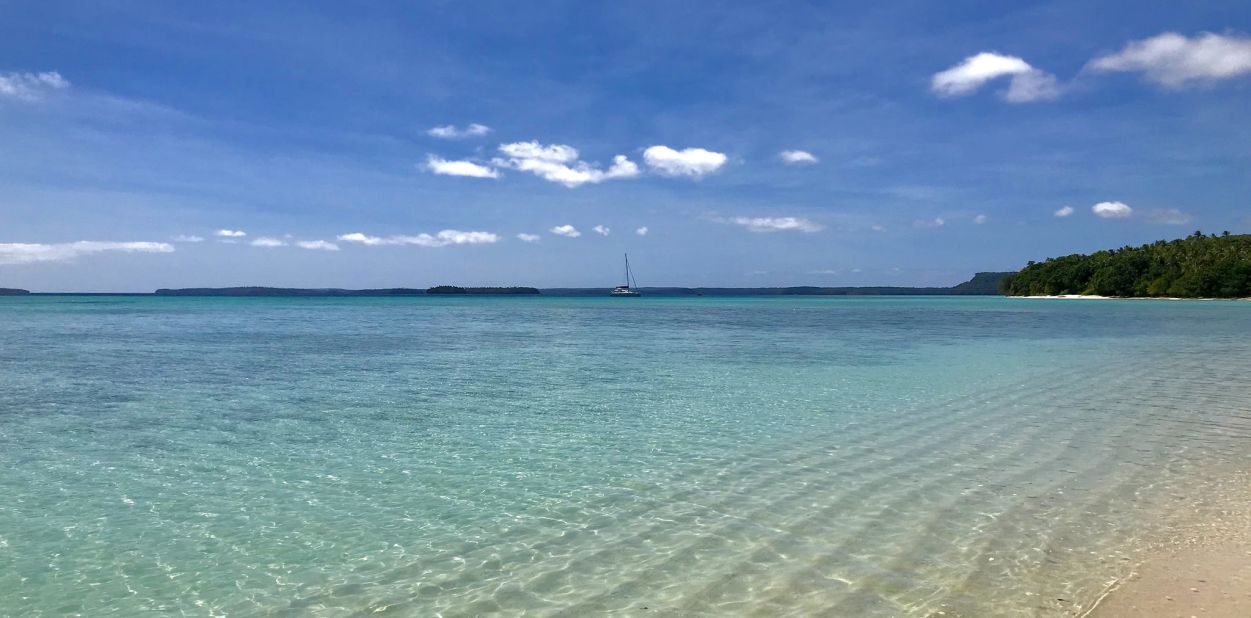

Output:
xmin=2 ymin=1 xmax=1250 ymax=291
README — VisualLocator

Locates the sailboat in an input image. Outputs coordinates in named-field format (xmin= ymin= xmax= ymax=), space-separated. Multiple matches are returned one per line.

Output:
xmin=610 ymin=253 xmax=641 ymax=297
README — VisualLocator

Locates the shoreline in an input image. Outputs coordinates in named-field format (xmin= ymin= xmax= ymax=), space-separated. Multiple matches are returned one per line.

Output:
xmin=1016 ymin=294 xmax=1251 ymax=301
xmin=1083 ymin=468 xmax=1251 ymax=617
xmin=1086 ymin=544 xmax=1251 ymax=617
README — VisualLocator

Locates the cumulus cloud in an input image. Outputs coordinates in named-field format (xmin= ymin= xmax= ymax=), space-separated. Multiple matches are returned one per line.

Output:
xmin=1092 ymin=201 xmax=1133 ymax=219
xmin=779 ymin=150 xmax=818 ymax=165
xmin=251 ymin=237 xmax=287 ymax=248
xmin=592 ymin=225 xmax=611 ymax=236
xmin=427 ymin=123 xmax=492 ymax=139
xmin=425 ymin=155 xmax=500 ymax=179
xmin=719 ymin=216 xmax=824 ymax=233
xmin=0 ymin=71 xmax=70 ymax=101
xmin=931 ymin=52 xmax=1061 ymax=102
xmin=296 ymin=240 xmax=339 ymax=251
xmin=493 ymin=141 xmax=639 ymax=188
xmin=0 ymin=241 xmax=173 ymax=265
xmin=1086 ymin=32 xmax=1251 ymax=87
xmin=635 ymin=226 xmax=649 ymax=236
xmin=1146 ymin=208 xmax=1192 ymax=225
xmin=913 ymin=217 xmax=946 ymax=228
xmin=337 ymin=230 xmax=499 ymax=248
xmin=516 ymin=233 xmax=541 ymax=243
xmin=643 ymin=146 xmax=728 ymax=177
xmin=216 ymin=229 xmax=247 ymax=238
xmin=1054 ymin=205 xmax=1075 ymax=217
xmin=171 ymin=235 xmax=204 ymax=242
xmin=973 ymin=214 xmax=988 ymax=224
xmin=549 ymin=225 xmax=581 ymax=238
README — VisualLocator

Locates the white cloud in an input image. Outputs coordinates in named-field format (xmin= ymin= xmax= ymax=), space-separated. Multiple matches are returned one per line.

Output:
xmin=215 ymin=229 xmax=247 ymax=238
xmin=500 ymin=141 xmax=578 ymax=162
xmin=0 ymin=71 xmax=70 ymax=101
xmin=1146 ymin=208 xmax=1192 ymax=225
xmin=931 ymin=52 xmax=1061 ymax=102
xmin=296 ymin=240 xmax=339 ymax=251
xmin=643 ymin=145 xmax=728 ymax=177
xmin=913 ymin=217 xmax=946 ymax=228
xmin=1003 ymin=69 xmax=1062 ymax=103
xmin=426 ymin=123 xmax=492 ymax=139
xmin=870 ymin=224 xmax=886 ymax=232
xmin=493 ymin=141 xmax=639 ymax=188
xmin=425 ymin=155 xmax=500 ymax=179
xmin=516 ymin=233 xmax=541 ymax=243
xmin=973 ymin=214 xmax=988 ymax=224
xmin=779 ymin=150 xmax=818 ymax=165
xmin=0 ymin=241 xmax=173 ymax=265
xmin=1054 ymin=205 xmax=1075 ymax=217
xmin=592 ymin=225 xmax=611 ymax=236
xmin=1092 ymin=201 xmax=1133 ymax=219
xmin=635 ymin=226 xmax=649 ymax=236
xmin=251 ymin=237 xmax=287 ymax=248
xmin=171 ymin=235 xmax=205 ymax=243
xmin=549 ymin=225 xmax=581 ymax=238
xmin=337 ymin=232 xmax=388 ymax=246
xmin=1086 ymin=32 xmax=1251 ymax=87
xmin=720 ymin=216 xmax=824 ymax=233
xmin=337 ymin=230 xmax=499 ymax=248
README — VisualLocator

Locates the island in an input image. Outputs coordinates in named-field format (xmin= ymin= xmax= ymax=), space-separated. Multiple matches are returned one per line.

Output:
xmin=0 ymin=288 xmax=31 ymax=295
xmin=153 ymin=286 xmax=540 ymax=296
xmin=154 ymin=287 xmax=427 ymax=296
xmin=541 ymin=272 xmax=1012 ymax=296
xmin=1000 ymin=231 xmax=1251 ymax=298
xmin=148 ymin=273 xmax=1010 ymax=297
xmin=426 ymin=286 xmax=541 ymax=295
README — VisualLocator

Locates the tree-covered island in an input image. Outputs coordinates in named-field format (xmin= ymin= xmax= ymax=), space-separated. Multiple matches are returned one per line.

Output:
xmin=426 ymin=286 xmax=541 ymax=295
xmin=1001 ymin=231 xmax=1251 ymax=298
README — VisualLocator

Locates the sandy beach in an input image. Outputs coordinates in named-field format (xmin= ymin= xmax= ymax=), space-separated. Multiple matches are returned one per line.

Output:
xmin=1090 ymin=543 xmax=1251 ymax=617
xmin=1018 ymin=295 xmax=1251 ymax=301
xmin=1087 ymin=470 xmax=1251 ymax=617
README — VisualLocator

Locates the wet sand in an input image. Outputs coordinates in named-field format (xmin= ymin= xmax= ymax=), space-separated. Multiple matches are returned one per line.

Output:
xmin=1088 ymin=543 xmax=1251 ymax=617
xmin=1088 ymin=476 xmax=1251 ymax=618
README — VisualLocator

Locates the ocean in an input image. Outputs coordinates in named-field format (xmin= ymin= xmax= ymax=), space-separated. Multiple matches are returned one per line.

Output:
xmin=2 ymin=296 xmax=1249 ymax=616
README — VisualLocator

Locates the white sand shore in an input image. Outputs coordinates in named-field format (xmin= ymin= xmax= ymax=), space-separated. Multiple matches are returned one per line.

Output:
xmin=1084 ymin=469 xmax=1251 ymax=617
xmin=1015 ymin=295 xmax=1250 ymax=301
xmin=1088 ymin=543 xmax=1251 ymax=617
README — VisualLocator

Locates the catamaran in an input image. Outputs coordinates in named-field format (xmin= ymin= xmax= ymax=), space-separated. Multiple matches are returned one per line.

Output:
xmin=611 ymin=253 xmax=641 ymax=297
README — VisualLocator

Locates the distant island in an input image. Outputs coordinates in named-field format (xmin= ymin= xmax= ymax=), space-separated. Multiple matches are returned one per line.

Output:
xmin=426 ymin=286 xmax=541 ymax=295
xmin=542 ymin=272 xmax=1011 ymax=296
xmin=155 ymin=287 xmax=427 ymax=296
xmin=135 ymin=273 xmax=1015 ymax=297
xmin=1001 ymin=231 xmax=1251 ymax=298
xmin=154 ymin=286 xmax=540 ymax=296
xmin=0 ymin=288 xmax=31 ymax=295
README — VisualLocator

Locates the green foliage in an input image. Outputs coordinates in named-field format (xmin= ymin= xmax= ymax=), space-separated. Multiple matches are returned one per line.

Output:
xmin=1002 ymin=232 xmax=1251 ymax=298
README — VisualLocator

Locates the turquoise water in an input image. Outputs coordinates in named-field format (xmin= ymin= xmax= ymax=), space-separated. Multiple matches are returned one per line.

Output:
xmin=2 ymin=296 xmax=1250 ymax=616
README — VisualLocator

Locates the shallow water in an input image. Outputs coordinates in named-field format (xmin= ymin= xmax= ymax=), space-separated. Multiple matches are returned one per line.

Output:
xmin=1 ymin=296 xmax=1249 ymax=616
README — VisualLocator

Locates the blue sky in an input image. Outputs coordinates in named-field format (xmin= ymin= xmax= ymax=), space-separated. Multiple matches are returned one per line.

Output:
xmin=2 ymin=1 xmax=1250 ymax=291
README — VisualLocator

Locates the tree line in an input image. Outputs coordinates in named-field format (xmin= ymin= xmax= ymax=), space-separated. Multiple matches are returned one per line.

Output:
xmin=1000 ymin=231 xmax=1251 ymax=298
